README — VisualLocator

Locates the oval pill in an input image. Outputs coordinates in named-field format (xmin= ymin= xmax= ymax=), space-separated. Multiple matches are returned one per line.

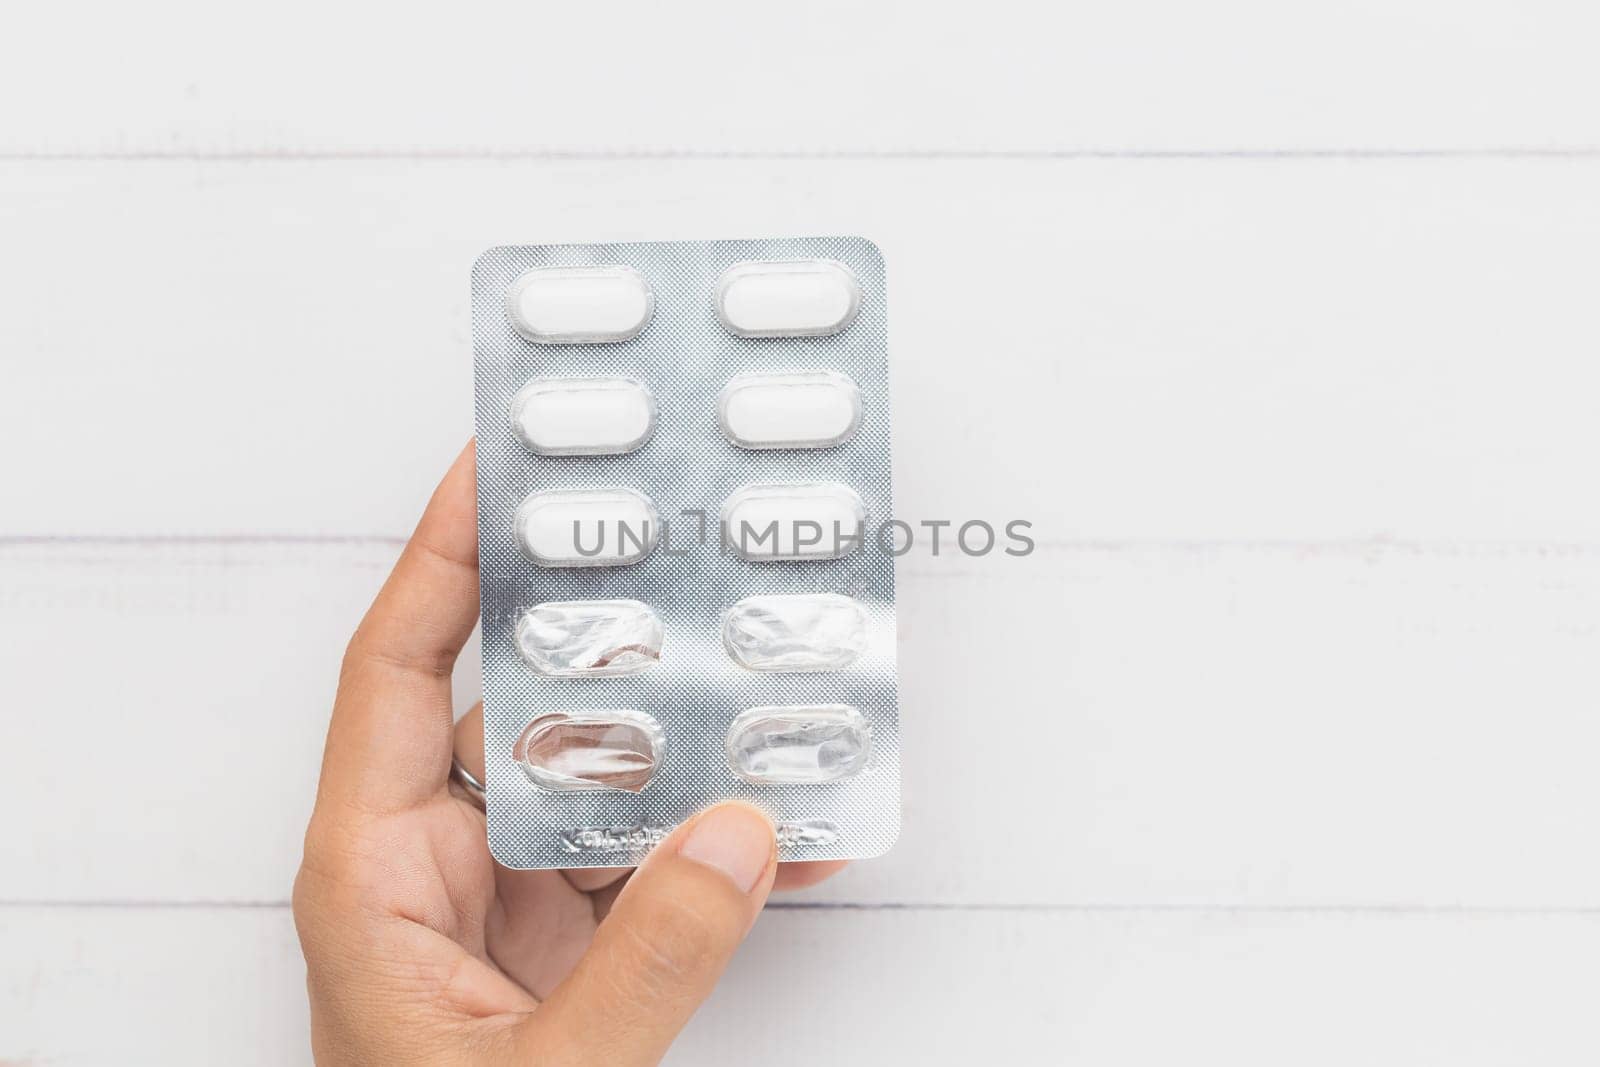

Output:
xmin=725 ymin=704 xmax=871 ymax=784
xmin=721 ymin=482 xmax=866 ymax=560
xmin=511 ymin=377 xmax=655 ymax=455
xmin=507 ymin=266 xmax=654 ymax=343
xmin=722 ymin=593 xmax=868 ymax=671
xmin=717 ymin=371 xmax=862 ymax=450
xmin=516 ymin=599 xmax=664 ymax=677
xmin=516 ymin=488 xmax=658 ymax=567
xmin=715 ymin=259 xmax=863 ymax=338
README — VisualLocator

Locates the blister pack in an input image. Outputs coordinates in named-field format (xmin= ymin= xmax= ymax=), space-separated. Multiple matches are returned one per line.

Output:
xmin=471 ymin=236 xmax=899 ymax=869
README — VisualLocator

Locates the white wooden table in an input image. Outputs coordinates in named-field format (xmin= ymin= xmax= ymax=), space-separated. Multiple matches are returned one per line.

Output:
xmin=4 ymin=3 xmax=1600 ymax=1062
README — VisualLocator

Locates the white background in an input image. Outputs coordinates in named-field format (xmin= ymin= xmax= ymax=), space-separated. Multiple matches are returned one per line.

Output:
xmin=4 ymin=2 xmax=1600 ymax=1062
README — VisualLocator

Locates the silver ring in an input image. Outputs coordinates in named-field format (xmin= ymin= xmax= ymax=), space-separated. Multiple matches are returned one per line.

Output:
xmin=450 ymin=755 xmax=487 ymax=810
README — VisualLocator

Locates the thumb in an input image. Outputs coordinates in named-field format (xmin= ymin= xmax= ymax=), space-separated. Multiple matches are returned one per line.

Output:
xmin=514 ymin=802 xmax=779 ymax=1066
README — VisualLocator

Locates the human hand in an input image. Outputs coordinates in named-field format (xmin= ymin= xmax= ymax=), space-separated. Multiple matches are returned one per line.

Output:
xmin=293 ymin=442 xmax=845 ymax=1065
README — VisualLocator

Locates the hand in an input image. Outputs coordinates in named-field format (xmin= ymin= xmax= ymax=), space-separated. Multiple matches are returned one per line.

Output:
xmin=293 ymin=442 xmax=845 ymax=1065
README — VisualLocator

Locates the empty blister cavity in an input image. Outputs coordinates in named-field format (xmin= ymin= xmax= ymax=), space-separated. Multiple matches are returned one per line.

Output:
xmin=722 ymin=594 xmax=868 ymax=671
xmin=718 ymin=371 xmax=862 ymax=450
xmin=511 ymin=378 xmax=655 ymax=456
xmin=715 ymin=259 xmax=863 ymax=338
xmin=726 ymin=704 xmax=871 ymax=784
xmin=507 ymin=266 xmax=653 ymax=343
xmin=516 ymin=600 xmax=663 ymax=677
xmin=722 ymin=482 xmax=865 ymax=560
xmin=516 ymin=488 xmax=658 ymax=567
xmin=514 ymin=709 xmax=665 ymax=792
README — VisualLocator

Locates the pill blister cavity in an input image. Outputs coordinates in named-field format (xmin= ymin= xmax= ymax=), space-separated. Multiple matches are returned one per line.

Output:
xmin=715 ymin=259 xmax=862 ymax=338
xmin=514 ymin=709 xmax=665 ymax=792
xmin=516 ymin=488 xmax=658 ymax=567
xmin=511 ymin=377 xmax=655 ymax=456
xmin=721 ymin=482 xmax=865 ymax=560
xmin=726 ymin=704 xmax=871 ymax=784
xmin=722 ymin=593 xmax=867 ymax=671
xmin=517 ymin=600 xmax=663 ymax=677
xmin=718 ymin=370 xmax=862 ymax=450
xmin=507 ymin=266 xmax=654 ymax=343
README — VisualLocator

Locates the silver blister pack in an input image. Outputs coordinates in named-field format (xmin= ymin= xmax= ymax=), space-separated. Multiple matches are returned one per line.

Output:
xmin=472 ymin=236 xmax=899 ymax=869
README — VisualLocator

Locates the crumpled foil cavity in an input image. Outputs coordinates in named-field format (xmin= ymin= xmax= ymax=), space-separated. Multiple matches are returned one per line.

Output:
xmin=513 ymin=710 xmax=666 ymax=793
xmin=516 ymin=600 xmax=663 ymax=677
xmin=722 ymin=594 xmax=868 ymax=672
xmin=726 ymin=704 xmax=872 ymax=784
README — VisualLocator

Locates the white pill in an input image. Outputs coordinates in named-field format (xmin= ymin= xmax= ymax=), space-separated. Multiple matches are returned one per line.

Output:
xmin=715 ymin=259 xmax=863 ymax=338
xmin=717 ymin=371 xmax=862 ymax=450
xmin=507 ymin=266 xmax=654 ymax=343
xmin=510 ymin=377 xmax=655 ymax=456
xmin=721 ymin=482 xmax=866 ymax=560
xmin=516 ymin=488 xmax=658 ymax=567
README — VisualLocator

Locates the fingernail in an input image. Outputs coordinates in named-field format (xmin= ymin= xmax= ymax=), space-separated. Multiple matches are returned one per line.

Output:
xmin=679 ymin=803 xmax=775 ymax=894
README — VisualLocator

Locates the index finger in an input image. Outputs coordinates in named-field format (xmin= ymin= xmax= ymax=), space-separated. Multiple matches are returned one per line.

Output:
xmin=318 ymin=440 xmax=480 ymax=815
